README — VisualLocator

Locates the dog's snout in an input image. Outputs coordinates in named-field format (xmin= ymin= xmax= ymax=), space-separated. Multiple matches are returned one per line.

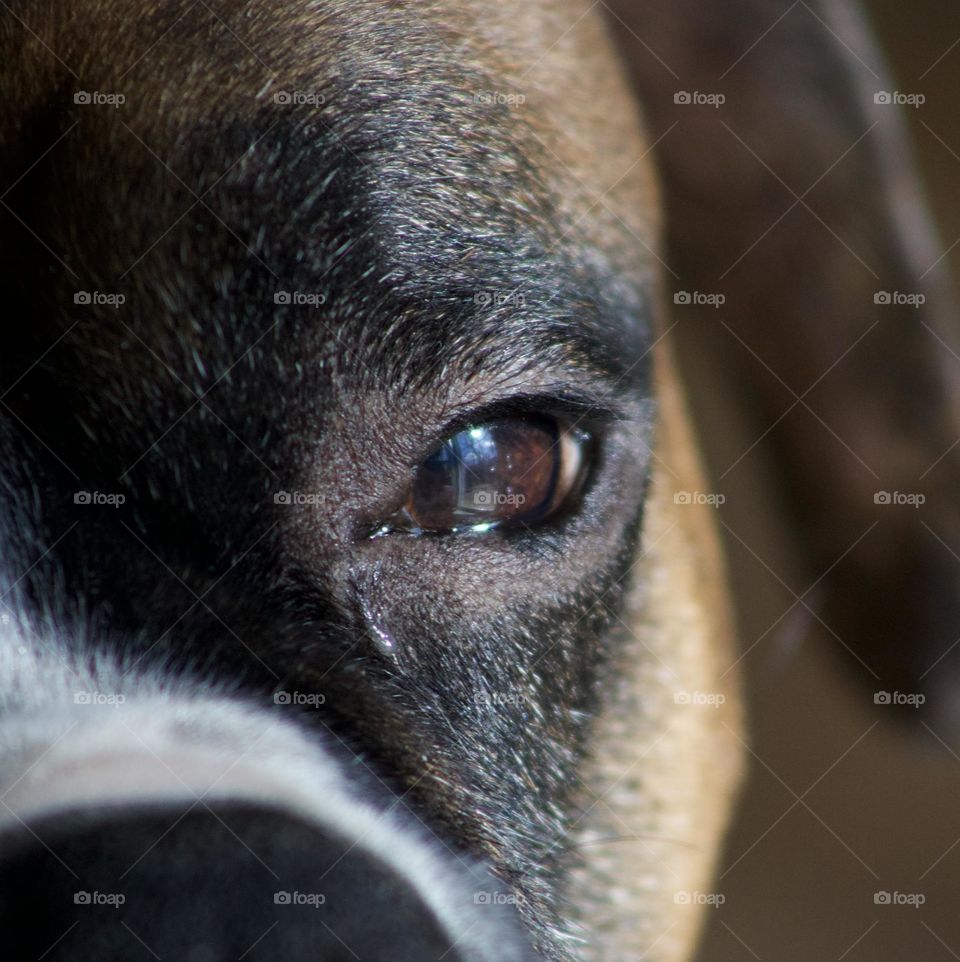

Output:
xmin=0 ymin=803 xmax=498 ymax=961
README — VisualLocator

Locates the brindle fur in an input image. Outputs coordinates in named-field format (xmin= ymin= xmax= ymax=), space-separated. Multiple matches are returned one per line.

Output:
xmin=0 ymin=1 xmax=951 ymax=960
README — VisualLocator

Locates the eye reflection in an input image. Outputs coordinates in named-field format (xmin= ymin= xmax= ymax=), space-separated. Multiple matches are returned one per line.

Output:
xmin=398 ymin=415 xmax=587 ymax=533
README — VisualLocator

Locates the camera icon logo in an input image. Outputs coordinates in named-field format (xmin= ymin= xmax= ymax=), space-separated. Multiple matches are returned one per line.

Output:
xmin=472 ymin=487 xmax=494 ymax=507
xmin=74 ymin=291 xmax=92 ymax=305
xmin=874 ymin=491 xmax=892 ymax=505
xmin=874 ymin=891 xmax=891 ymax=904
xmin=73 ymin=92 xmax=92 ymax=105
xmin=874 ymin=291 xmax=891 ymax=305
xmin=274 ymin=691 xmax=292 ymax=705
xmin=674 ymin=91 xmax=692 ymax=104
xmin=74 ymin=891 xmax=92 ymax=904
xmin=74 ymin=491 xmax=92 ymax=505
xmin=874 ymin=691 xmax=892 ymax=705
xmin=274 ymin=291 xmax=292 ymax=305
xmin=274 ymin=491 xmax=292 ymax=505
xmin=874 ymin=91 xmax=892 ymax=104
xmin=673 ymin=291 xmax=692 ymax=305
xmin=274 ymin=891 xmax=292 ymax=904
xmin=274 ymin=91 xmax=292 ymax=105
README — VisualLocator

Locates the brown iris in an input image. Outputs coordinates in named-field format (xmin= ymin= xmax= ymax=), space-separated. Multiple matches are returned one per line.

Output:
xmin=398 ymin=415 xmax=587 ymax=532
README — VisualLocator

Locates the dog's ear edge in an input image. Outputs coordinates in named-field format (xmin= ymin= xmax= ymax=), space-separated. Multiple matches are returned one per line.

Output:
xmin=605 ymin=0 xmax=960 ymax=723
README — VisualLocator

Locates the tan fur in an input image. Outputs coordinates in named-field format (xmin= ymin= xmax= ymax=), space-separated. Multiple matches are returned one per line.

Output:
xmin=566 ymin=339 xmax=745 ymax=961
xmin=447 ymin=0 xmax=662 ymax=283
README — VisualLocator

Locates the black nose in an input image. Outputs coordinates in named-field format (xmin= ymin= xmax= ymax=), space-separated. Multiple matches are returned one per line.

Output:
xmin=0 ymin=803 xmax=515 ymax=961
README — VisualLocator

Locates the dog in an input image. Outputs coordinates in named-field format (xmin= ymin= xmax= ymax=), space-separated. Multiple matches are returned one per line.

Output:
xmin=0 ymin=0 xmax=955 ymax=960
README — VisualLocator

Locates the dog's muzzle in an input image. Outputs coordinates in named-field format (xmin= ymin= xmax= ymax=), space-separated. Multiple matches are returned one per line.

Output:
xmin=0 ymin=643 xmax=534 ymax=962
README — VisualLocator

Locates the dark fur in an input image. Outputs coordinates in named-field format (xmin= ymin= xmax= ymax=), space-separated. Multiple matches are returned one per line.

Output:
xmin=0 ymin=2 xmax=653 ymax=957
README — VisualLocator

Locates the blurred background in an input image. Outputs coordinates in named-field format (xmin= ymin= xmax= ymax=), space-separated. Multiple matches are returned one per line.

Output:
xmin=697 ymin=3 xmax=960 ymax=958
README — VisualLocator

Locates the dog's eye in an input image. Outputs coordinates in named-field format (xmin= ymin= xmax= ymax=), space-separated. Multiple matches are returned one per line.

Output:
xmin=395 ymin=416 xmax=588 ymax=534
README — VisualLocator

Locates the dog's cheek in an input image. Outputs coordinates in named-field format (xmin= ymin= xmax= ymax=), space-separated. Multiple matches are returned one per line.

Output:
xmin=327 ymin=524 xmax=640 ymax=829
xmin=340 ymin=569 xmax=638 ymax=954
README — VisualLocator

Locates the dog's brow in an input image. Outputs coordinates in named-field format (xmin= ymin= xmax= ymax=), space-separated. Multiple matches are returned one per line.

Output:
xmin=362 ymin=276 xmax=654 ymax=402
xmin=212 ymin=86 xmax=656 ymax=399
xmin=465 ymin=311 xmax=651 ymax=395
xmin=308 ymin=156 xmax=653 ymax=395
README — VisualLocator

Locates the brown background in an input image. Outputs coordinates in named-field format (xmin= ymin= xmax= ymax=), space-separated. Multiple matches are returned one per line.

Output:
xmin=697 ymin=3 xmax=960 ymax=959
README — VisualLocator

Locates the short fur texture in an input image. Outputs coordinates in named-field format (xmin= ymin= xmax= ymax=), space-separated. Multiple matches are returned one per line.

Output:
xmin=1 ymin=0 xmax=947 ymax=959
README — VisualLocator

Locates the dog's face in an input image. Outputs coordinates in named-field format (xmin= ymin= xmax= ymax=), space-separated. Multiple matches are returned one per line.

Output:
xmin=6 ymin=0 xmax=951 ymax=959
xmin=0 ymin=2 xmax=745 ymax=960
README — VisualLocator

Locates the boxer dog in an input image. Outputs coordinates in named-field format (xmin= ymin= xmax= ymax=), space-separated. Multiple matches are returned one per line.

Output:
xmin=0 ymin=0 xmax=956 ymax=960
